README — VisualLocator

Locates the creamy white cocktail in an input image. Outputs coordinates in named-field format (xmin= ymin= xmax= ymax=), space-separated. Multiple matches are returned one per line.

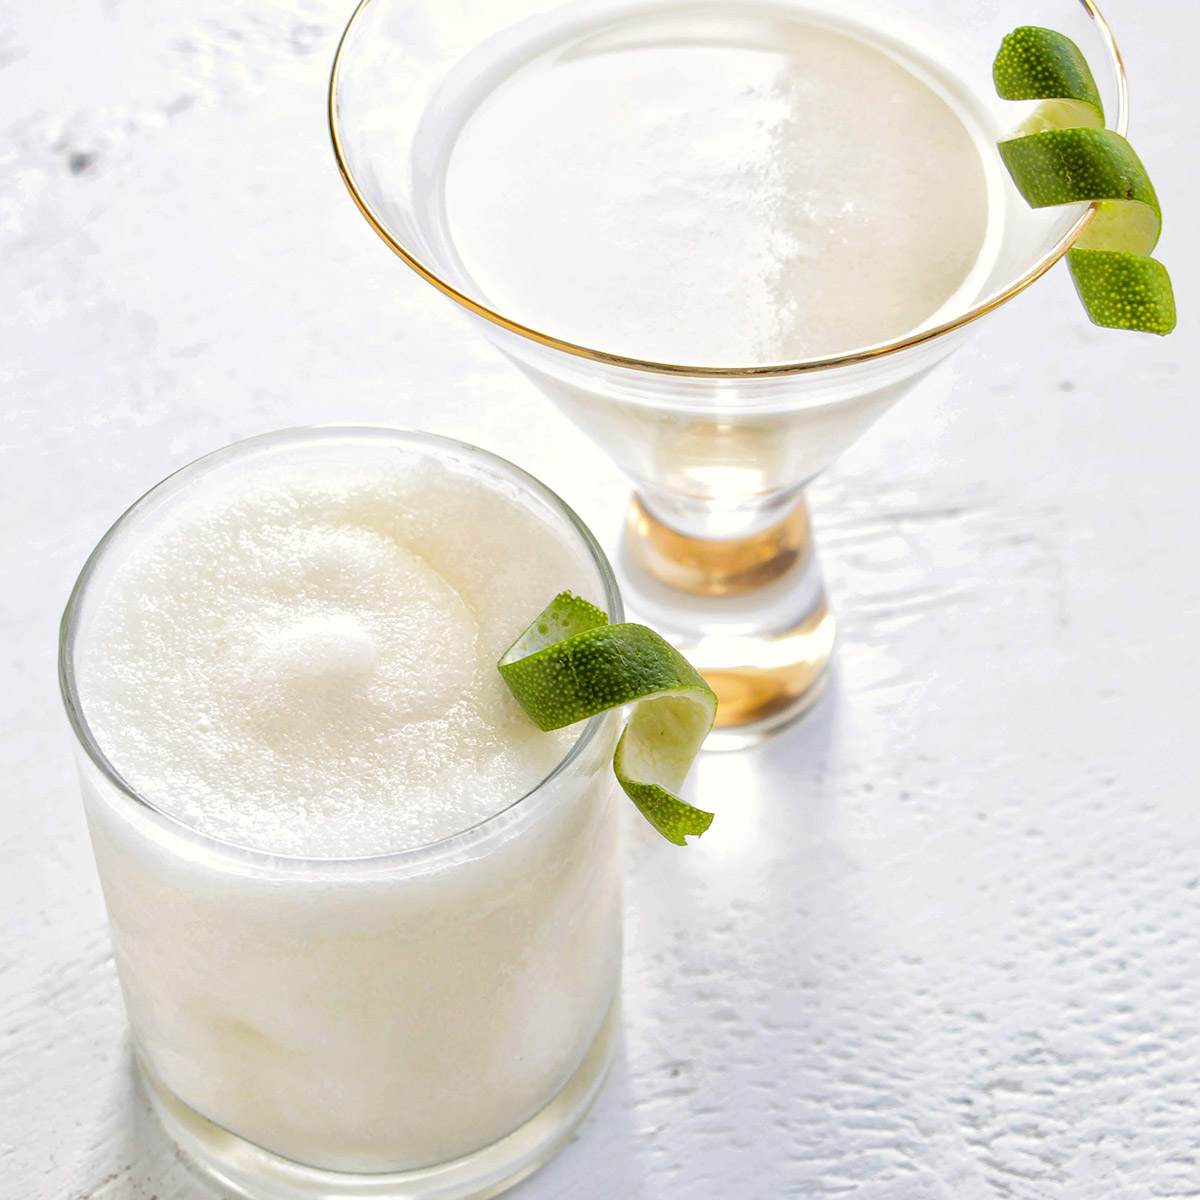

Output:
xmin=61 ymin=429 xmax=623 ymax=1193
xmin=422 ymin=2 xmax=1008 ymax=512
xmin=440 ymin=3 xmax=1004 ymax=366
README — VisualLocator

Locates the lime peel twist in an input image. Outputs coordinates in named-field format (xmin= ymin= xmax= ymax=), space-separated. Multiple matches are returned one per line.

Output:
xmin=993 ymin=26 xmax=1176 ymax=335
xmin=499 ymin=592 xmax=717 ymax=845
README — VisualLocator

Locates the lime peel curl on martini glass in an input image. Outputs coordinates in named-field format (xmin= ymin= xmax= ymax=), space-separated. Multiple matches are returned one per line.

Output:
xmin=994 ymin=25 xmax=1176 ymax=335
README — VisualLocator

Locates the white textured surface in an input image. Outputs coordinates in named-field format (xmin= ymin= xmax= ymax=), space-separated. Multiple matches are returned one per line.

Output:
xmin=1 ymin=1 xmax=1197 ymax=1197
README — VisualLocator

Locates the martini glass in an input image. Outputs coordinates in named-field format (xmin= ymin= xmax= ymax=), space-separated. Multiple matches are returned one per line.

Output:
xmin=329 ymin=0 xmax=1126 ymax=746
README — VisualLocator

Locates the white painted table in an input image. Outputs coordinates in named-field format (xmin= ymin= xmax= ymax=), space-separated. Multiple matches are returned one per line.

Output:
xmin=2 ymin=2 xmax=1197 ymax=1196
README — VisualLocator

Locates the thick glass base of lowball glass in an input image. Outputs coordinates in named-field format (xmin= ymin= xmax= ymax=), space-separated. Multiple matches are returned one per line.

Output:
xmin=139 ymin=1002 xmax=619 ymax=1200
xmin=619 ymin=495 xmax=835 ymax=751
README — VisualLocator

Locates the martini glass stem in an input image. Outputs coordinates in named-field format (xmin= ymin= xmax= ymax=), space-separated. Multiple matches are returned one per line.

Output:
xmin=621 ymin=494 xmax=836 ymax=746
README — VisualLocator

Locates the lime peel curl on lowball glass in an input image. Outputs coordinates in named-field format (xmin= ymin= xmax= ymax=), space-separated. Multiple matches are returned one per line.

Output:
xmin=500 ymin=592 xmax=717 ymax=845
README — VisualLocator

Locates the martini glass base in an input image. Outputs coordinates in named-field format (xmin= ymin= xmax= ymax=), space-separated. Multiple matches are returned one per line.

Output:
xmin=138 ymin=1002 xmax=618 ymax=1200
xmin=620 ymin=495 xmax=836 ymax=749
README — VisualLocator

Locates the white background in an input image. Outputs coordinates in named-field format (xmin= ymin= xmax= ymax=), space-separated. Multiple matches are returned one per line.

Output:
xmin=1 ymin=1 xmax=1197 ymax=1197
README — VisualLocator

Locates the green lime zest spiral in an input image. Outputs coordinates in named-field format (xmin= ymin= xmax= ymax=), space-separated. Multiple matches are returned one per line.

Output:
xmin=994 ymin=26 xmax=1175 ymax=335
xmin=499 ymin=592 xmax=717 ymax=845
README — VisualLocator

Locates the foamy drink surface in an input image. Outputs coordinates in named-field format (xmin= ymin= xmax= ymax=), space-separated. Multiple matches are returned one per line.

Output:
xmin=78 ymin=447 xmax=593 ymax=856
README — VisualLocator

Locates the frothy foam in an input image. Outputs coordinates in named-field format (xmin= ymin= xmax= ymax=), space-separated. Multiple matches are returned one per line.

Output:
xmin=78 ymin=448 xmax=596 ymax=857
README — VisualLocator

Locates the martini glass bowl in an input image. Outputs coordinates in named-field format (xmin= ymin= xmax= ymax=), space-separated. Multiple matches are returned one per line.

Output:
xmin=330 ymin=0 xmax=1126 ymax=746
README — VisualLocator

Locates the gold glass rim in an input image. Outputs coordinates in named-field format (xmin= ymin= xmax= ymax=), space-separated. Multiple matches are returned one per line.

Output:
xmin=328 ymin=0 xmax=1128 ymax=380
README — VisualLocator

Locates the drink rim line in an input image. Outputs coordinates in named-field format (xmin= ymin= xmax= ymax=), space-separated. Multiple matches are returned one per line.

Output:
xmin=328 ymin=0 xmax=1129 ymax=380
xmin=58 ymin=425 xmax=625 ymax=874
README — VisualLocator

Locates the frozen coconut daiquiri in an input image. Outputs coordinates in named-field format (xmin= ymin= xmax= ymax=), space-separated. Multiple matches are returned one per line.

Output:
xmin=60 ymin=428 xmax=714 ymax=1200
